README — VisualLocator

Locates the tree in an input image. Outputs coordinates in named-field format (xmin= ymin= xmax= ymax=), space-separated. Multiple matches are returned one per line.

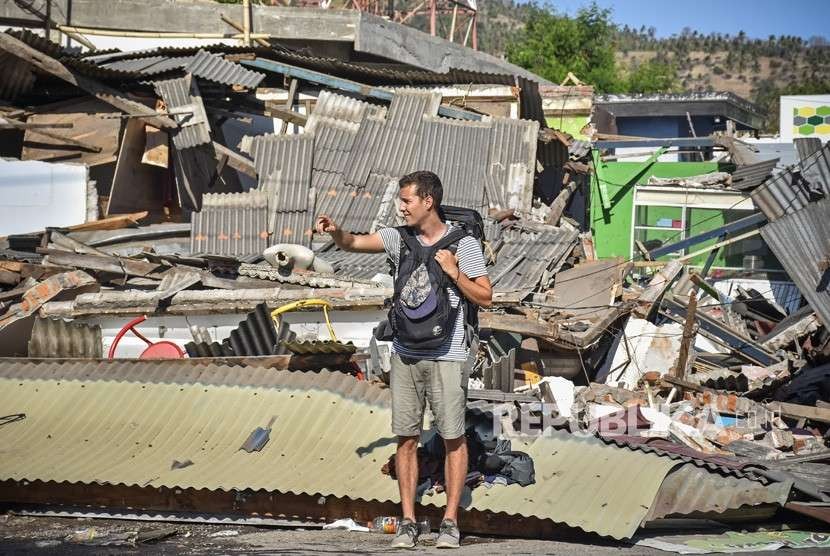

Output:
xmin=505 ymin=2 xmax=621 ymax=92
xmin=623 ymin=58 xmax=680 ymax=94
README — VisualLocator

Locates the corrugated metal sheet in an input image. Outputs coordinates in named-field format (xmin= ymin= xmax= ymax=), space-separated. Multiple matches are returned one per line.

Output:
xmin=751 ymin=143 xmax=830 ymax=327
xmin=27 ymin=317 xmax=102 ymax=358
xmin=190 ymin=191 xmax=269 ymax=257
xmin=489 ymin=227 xmax=579 ymax=293
xmin=488 ymin=117 xmax=539 ymax=211
xmin=101 ymin=55 xmax=194 ymax=76
xmin=185 ymin=50 xmax=264 ymax=89
xmin=0 ymin=360 xmax=389 ymax=405
xmin=0 ymin=372 xmax=680 ymax=539
xmin=226 ymin=302 xmax=279 ymax=356
xmin=272 ymin=209 xmax=314 ymax=247
xmin=85 ymin=43 xmax=516 ymax=87
xmin=644 ymin=463 xmax=791 ymax=521
xmin=154 ymin=76 xmax=212 ymax=149
xmin=249 ymin=134 xmax=314 ymax=210
xmin=306 ymin=90 xmax=385 ymax=133
xmin=795 ymin=137 xmax=823 ymax=162
xmin=317 ymin=250 xmax=389 ymax=281
xmin=760 ymin=202 xmax=830 ymax=328
xmin=730 ymin=158 xmax=779 ymax=191
xmin=751 ymin=143 xmax=830 ymax=221
xmin=416 ymin=116 xmax=491 ymax=210
xmin=344 ymin=91 xmax=440 ymax=187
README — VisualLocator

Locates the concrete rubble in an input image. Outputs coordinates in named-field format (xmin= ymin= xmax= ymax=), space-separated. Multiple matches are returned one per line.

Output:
xmin=0 ymin=9 xmax=828 ymax=548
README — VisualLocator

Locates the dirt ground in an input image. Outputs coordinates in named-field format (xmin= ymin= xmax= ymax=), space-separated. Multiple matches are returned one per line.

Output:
xmin=2 ymin=513 xmax=828 ymax=555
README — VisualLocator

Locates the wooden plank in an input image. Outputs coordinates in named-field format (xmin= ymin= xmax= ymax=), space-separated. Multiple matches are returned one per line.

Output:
xmin=480 ymin=312 xmax=557 ymax=339
xmin=20 ymin=97 xmax=121 ymax=166
xmin=766 ymin=402 xmax=830 ymax=424
xmin=141 ymin=125 xmax=169 ymax=168
xmin=108 ymin=118 xmax=168 ymax=214
xmin=66 ymin=211 xmax=148 ymax=232
xmin=6 ymin=116 xmax=101 ymax=153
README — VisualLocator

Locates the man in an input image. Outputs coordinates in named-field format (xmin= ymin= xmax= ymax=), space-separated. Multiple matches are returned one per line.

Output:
xmin=315 ymin=170 xmax=492 ymax=549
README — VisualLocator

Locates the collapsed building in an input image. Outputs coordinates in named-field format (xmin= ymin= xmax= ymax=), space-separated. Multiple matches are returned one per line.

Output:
xmin=0 ymin=1 xmax=829 ymax=545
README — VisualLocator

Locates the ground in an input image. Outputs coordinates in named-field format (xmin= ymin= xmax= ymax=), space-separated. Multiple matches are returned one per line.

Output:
xmin=1 ymin=514 xmax=828 ymax=555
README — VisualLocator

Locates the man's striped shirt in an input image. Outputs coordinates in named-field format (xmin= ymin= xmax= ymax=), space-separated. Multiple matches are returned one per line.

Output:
xmin=378 ymin=224 xmax=487 ymax=362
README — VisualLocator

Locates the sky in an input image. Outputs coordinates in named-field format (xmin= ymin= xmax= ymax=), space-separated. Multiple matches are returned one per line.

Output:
xmin=547 ymin=0 xmax=829 ymax=40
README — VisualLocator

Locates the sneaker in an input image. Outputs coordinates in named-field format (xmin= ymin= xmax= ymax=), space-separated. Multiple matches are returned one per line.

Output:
xmin=390 ymin=518 xmax=419 ymax=549
xmin=436 ymin=519 xmax=460 ymax=549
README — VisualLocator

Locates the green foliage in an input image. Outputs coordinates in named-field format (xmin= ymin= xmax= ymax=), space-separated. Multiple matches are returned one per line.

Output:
xmin=505 ymin=3 xmax=619 ymax=92
xmin=505 ymin=2 xmax=678 ymax=93
xmin=621 ymin=58 xmax=680 ymax=94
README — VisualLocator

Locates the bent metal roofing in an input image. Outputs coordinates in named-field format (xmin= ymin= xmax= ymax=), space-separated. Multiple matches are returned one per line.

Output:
xmin=0 ymin=361 xmax=683 ymax=540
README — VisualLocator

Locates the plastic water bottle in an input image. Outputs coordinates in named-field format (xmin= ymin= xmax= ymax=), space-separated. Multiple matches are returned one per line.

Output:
xmin=369 ymin=516 xmax=399 ymax=534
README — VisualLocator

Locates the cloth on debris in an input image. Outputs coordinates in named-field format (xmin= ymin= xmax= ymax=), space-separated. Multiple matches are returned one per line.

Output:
xmin=773 ymin=363 xmax=830 ymax=407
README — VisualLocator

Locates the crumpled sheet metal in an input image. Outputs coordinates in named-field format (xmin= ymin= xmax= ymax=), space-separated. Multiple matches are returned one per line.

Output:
xmin=153 ymin=76 xmax=211 ymax=149
xmin=643 ymin=463 xmax=792 ymax=522
xmin=0 ymin=374 xmax=679 ymax=540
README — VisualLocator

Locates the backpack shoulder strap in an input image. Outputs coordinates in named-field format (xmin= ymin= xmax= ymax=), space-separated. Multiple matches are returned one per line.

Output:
xmin=430 ymin=228 xmax=468 ymax=252
xmin=397 ymin=226 xmax=424 ymax=261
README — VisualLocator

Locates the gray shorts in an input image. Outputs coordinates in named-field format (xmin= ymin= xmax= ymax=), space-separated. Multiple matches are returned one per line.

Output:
xmin=390 ymin=354 xmax=468 ymax=440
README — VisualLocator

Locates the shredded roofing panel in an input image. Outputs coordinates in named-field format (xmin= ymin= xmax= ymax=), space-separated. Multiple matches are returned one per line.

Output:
xmin=0 ymin=374 xmax=679 ymax=539
xmin=489 ymin=227 xmax=579 ymax=293
xmin=154 ymin=75 xmax=211 ymax=149
xmin=185 ymin=49 xmax=265 ymax=89
xmin=190 ymin=191 xmax=270 ymax=257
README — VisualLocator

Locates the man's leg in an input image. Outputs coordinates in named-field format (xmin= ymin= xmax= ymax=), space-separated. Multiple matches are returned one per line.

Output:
xmin=442 ymin=435 xmax=467 ymax=522
xmin=390 ymin=354 xmax=426 ymax=524
xmin=396 ymin=435 xmax=419 ymax=521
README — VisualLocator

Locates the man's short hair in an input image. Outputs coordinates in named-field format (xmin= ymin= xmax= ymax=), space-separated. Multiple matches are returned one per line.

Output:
xmin=399 ymin=170 xmax=443 ymax=208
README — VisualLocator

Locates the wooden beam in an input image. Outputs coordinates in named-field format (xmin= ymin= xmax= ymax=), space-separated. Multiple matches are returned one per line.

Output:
xmin=213 ymin=141 xmax=256 ymax=178
xmin=263 ymin=101 xmax=307 ymax=127
xmin=766 ymin=402 xmax=830 ymax=424
xmin=671 ymin=290 xmax=696 ymax=380
xmin=2 ymin=116 xmax=101 ymax=152
xmin=220 ymin=13 xmax=270 ymax=47
xmin=0 ymin=33 xmax=175 ymax=129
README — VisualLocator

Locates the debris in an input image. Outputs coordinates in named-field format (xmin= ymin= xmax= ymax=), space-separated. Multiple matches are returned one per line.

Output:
xmin=323 ymin=518 xmax=370 ymax=532
xmin=209 ymin=529 xmax=240 ymax=537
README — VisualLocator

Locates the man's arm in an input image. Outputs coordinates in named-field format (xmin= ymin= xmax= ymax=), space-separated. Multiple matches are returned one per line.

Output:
xmin=315 ymin=215 xmax=385 ymax=253
xmin=434 ymin=249 xmax=493 ymax=308
xmin=453 ymin=273 xmax=493 ymax=308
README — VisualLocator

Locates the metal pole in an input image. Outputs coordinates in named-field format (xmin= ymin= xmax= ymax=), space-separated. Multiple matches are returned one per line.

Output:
xmin=429 ymin=0 xmax=436 ymax=36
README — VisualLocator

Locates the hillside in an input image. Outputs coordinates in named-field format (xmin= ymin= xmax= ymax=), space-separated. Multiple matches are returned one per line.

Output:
xmin=472 ymin=2 xmax=829 ymax=132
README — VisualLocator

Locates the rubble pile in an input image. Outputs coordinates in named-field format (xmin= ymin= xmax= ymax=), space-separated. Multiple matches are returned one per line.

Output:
xmin=0 ymin=24 xmax=829 ymax=542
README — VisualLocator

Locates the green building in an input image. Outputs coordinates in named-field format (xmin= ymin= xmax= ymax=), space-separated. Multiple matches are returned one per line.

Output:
xmin=589 ymin=151 xmax=784 ymax=277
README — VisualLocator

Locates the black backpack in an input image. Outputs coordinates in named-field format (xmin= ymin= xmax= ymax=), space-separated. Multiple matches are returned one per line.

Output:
xmin=389 ymin=206 xmax=483 ymax=351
